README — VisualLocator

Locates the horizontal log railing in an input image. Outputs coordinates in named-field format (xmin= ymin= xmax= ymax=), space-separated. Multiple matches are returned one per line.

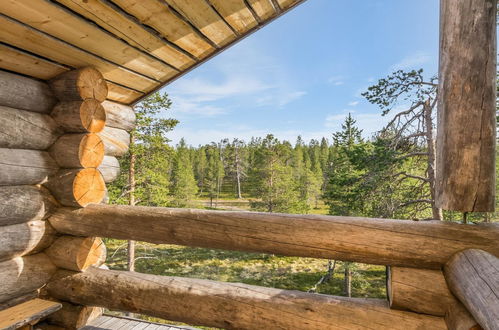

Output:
xmin=49 ymin=204 xmax=499 ymax=269
xmin=46 ymin=267 xmax=446 ymax=330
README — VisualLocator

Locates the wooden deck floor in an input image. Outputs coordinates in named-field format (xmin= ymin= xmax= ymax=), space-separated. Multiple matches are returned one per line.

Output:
xmin=82 ymin=315 xmax=200 ymax=330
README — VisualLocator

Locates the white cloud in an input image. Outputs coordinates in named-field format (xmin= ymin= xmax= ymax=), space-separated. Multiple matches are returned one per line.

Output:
xmin=391 ymin=52 xmax=431 ymax=71
xmin=348 ymin=101 xmax=359 ymax=107
xmin=327 ymin=76 xmax=345 ymax=86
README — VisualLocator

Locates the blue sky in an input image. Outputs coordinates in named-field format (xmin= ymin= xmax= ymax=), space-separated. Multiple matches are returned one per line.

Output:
xmin=162 ymin=0 xmax=439 ymax=146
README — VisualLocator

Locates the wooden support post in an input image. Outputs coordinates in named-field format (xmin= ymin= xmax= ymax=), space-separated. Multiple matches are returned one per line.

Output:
xmin=49 ymin=133 xmax=104 ymax=168
xmin=49 ymin=67 xmax=108 ymax=103
xmin=444 ymin=249 xmax=499 ymax=330
xmin=49 ymin=205 xmax=499 ymax=269
xmin=101 ymin=101 xmax=136 ymax=131
xmin=436 ymin=0 xmax=497 ymax=212
xmin=51 ymin=100 xmax=106 ymax=133
xmin=0 ymin=149 xmax=59 ymax=186
xmin=98 ymin=126 xmax=130 ymax=157
xmin=45 ymin=236 xmax=106 ymax=272
xmin=46 ymin=267 xmax=446 ymax=330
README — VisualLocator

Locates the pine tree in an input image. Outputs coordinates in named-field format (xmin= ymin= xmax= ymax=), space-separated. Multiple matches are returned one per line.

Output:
xmin=170 ymin=138 xmax=198 ymax=207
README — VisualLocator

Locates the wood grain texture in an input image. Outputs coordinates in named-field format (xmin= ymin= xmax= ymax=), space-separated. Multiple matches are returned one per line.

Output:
xmin=247 ymin=0 xmax=276 ymax=20
xmin=0 ymin=221 xmax=56 ymax=262
xmin=0 ymin=185 xmax=58 ymax=226
xmin=50 ymin=133 xmax=104 ymax=168
xmin=209 ymin=0 xmax=258 ymax=34
xmin=101 ymin=100 xmax=136 ymax=131
xmin=436 ymin=0 xmax=497 ymax=212
xmin=45 ymin=302 xmax=102 ymax=330
xmin=0 ymin=299 xmax=61 ymax=330
xmin=51 ymin=100 xmax=106 ymax=133
xmin=45 ymin=236 xmax=106 ymax=271
xmin=98 ymin=155 xmax=120 ymax=183
xmin=0 ymin=70 xmax=56 ymax=114
xmin=445 ymin=300 xmax=483 ymax=330
xmin=0 ymin=106 xmax=62 ymax=150
xmin=98 ymin=126 xmax=130 ymax=157
xmin=0 ymin=149 xmax=59 ymax=186
xmin=49 ymin=67 xmax=108 ymax=102
xmin=48 ymin=205 xmax=499 ymax=269
xmin=0 ymin=291 xmax=38 ymax=312
xmin=106 ymin=82 xmax=143 ymax=105
xmin=445 ymin=249 xmax=499 ymax=330
xmin=47 ymin=267 xmax=446 ymax=330
xmin=0 ymin=254 xmax=57 ymax=304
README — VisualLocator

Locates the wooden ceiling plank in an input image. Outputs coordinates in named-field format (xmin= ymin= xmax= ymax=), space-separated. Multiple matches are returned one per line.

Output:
xmin=247 ymin=0 xmax=277 ymax=20
xmin=208 ymin=0 xmax=258 ymax=34
xmin=0 ymin=14 xmax=159 ymax=93
xmin=0 ymin=43 xmax=69 ymax=80
xmin=53 ymin=0 xmax=194 ymax=71
xmin=107 ymin=81 xmax=144 ymax=104
xmin=111 ymin=0 xmax=215 ymax=59
xmin=165 ymin=0 xmax=237 ymax=47
xmin=276 ymin=0 xmax=298 ymax=10
xmin=0 ymin=0 xmax=176 ymax=82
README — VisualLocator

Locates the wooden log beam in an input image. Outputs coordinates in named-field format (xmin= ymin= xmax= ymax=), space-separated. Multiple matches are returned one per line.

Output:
xmin=445 ymin=300 xmax=483 ymax=330
xmin=49 ymin=133 xmax=104 ymax=168
xmin=0 ymin=106 xmax=61 ymax=150
xmin=48 ymin=205 xmax=499 ymax=269
xmin=46 ymin=267 xmax=446 ymax=330
xmin=436 ymin=0 xmax=497 ymax=212
xmin=0 ymin=149 xmax=59 ymax=186
xmin=0 ymin=254 xmax=57 ymax=304
xmin=444 ymin=249 xmax=499 ymax=330
xmin=45 ymin=168 xmax=105 ymax=207
xmin=49 ymin=67 xmax=108 ymax=102
xmin=0 ymin=70 xmax=56 ymax=113
xmin=0 ymin=221 xmax=56 ymax=262
xmin=98 ymin=155 xmax=120 ymax=183
xmin=101 ymin=101 xmax=136 ymax=131
xmin=51 ymin=100 xmax=106 ymax=133
xmin=45 ymin=302 xmax=102 ymax=330
xmin=45 ymin=236 xmax=106 ymax=272
xmin=0 ymin=299 xmax=62 ymax=330
xmin=0 ymin=185 xmax=57 ymax=226
xmin=98 ymin=126 xmax=130 ymax=157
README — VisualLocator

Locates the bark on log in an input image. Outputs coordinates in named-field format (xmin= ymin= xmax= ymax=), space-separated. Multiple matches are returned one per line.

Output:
xmin=98 ymin=126 xmax=130 ymax=157
xmin=49 ymin=133 xmax=104 ymax=168
xmin=98 ymin=156 xmax=120 ymax=183
xmin=101 ymin=101 xmax=136 ymax=132
xmin=388 ymin=267 xmax=454 ymax=316
xmin=0 ymin=221 xmax=56 ymax=262
xmin=45 ymin=236 xmax=106 ymax=272
xmin=49 ymin=67 xmax=108 ymax=103
xmin=45 ymin=168 xmax=105 ymax=207
xmin=0 ymin=185 xmax=57 ymax=226
xmin=444 ymin=249 xmax=499 ymax=330
xmin=446 ymin=300 xmax=483 ymax=330
xmin=0 ymin=253 xmax=56 ymax=304
xmin=51 ymin=100 xmax=106 ymax=133
xmin=0 ymin=106 xmax=61 ymax=150
xmin=46 ymin=267 xmax=446 ymax=330
xmin=45 ymin=302 xmax=102 ymax=330
xmin=48 ymin=205 xmax=499 ymax=269
xmin=436 ymin=0 xmax=497 ymax=212
xmin=0 ymin=70 xmax=56 ymax=113
xmin=0 ymin=149 xmax=58 ymax=186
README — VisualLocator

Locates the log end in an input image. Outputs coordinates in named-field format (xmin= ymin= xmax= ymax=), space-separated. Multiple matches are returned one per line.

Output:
xmin=80 ymin=100 xmax=106 ymax=133
xmin=77 ymin=67 xmax=108 ymax=103
xmin=73 ymin=168 xmax=106 ymax=207
xmin=79 ymin=134 xmax=104 ymax=168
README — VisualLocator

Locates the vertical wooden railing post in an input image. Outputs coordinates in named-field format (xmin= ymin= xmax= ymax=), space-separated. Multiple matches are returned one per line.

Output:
xmin=436 ymin=0 xmax=497 ymax=212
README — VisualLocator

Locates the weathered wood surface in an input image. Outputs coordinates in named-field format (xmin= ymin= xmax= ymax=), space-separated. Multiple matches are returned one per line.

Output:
xmin=45 ymin=236 xmax=106 ymax=272
xmin=0 ymin=70 xmax=56 ymax=113
xmin=0 ymin=106 xmax=61 ymax=150
xmin=0 ymin=220 xmax=56 ymax=262
xmin=46 ymin=267 xmax=446 ymax=330
xmin=0 ymin=254 xmax=57 ymax=304
xmin=98 ymin=156 xmax=120 ymax=183
xmin=445 ymin=300 xmax=483 ymax=330
xmin=82 ymin=315 xmax=200 ymax=330
xmin=51 ymin=100 xmax=106 ymax=133
xmin=0 ymin=185 xmax=57 ymax=226
xmin=45 ymin=168 xmax=105 ymax=207
xmin=45 ymin=301 xmax=102 ymax=330
xmin=388 ymin=267 xmax=454 ymax=316
xmin=0 ymin=299 xmax=61 ymax=330
xmin=445 ymin=249 xmax=499 ymax=330
xmin=48 ymin=205 xmax=499 ymax=269
xmin=101 ymin=100 xmax=136 ymax=132
xmin=0 ymin=291 xmax=38 ymax=312
xmin=436 ymin=0 xmax=497 ymax=212
xmin=49 ymin=67 xmax=108 ymax=102
xmin=0 ymin=149 xmax=58 ymax=186
xmin=98 ymin=126 xmax=130 ymax=157
xmin=49 ymin=133 xmax=104 ymax=168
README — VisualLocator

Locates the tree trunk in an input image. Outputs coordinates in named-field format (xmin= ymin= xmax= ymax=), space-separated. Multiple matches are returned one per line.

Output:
xmin=98 ymin=126 xmax=130 ymax=157
xmin=46 ymin=267 xmax=446 ymax=330
xmin=0 ymin=149 xmax=58 ymax=186
xmin=45 ymin=236 xmax=106 ymax=272
xmin=0 ymin=70 xmax=56 ymax=113
xmin=49 ymin=67 xmax=108 ymax=102
xmin=128 ymin=132 xmax=136 ymax=272
xmin=0 ymin=106 xmax=61 ymax=150
xmin=98 ymin=155 xmax=120 ymax=183
xmin=436 ymin=0 xmax=497 ymax=212
xmin=444 ymin=249 xmax=499 ymax=330
xmin=0 ymin=185 xmax=57 ymax=226
xmin=423 ymin=101 xmax=442 ymax=220
xmin=343 ymin=262 xmax=352 ymax=297
xmin=51 ymin=100 xmax=106 ymax=133
xmin=48 ymin=205 xmax=499 ymax=269
xmin=49 ymin=133 xmax=104 ymax=168
xmin=101 ymin=100 xmax=136 ymax=131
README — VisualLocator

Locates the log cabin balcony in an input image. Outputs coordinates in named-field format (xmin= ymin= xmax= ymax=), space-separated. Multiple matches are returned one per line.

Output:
xmin=0 ymin=0 xmax=497 ymax=329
